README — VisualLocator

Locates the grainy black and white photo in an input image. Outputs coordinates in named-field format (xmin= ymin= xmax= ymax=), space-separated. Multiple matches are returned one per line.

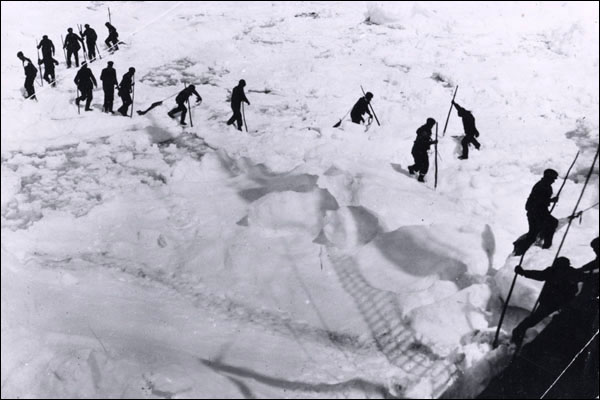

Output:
xmin=1 ymin=1 xmax=598 ymax=398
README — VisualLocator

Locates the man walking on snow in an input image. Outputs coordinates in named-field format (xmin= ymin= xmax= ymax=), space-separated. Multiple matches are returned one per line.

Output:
xmin=64 ymin=27 xmax=84 ymax=68
xmin=226 ymin=79 xmax=250 ymax=131
xmin=408 ymin=118 xmax=438 ymax=182
xmin=168 ymin=84 xmax=202 ymax=125
xmin=100 ymin=61 xmax=118 ymax=113
xmin=17 ymin=51 xmax=37 ymax=100
xmin=81 ymin=24 xmax=98 ymax=61
xmin=513 ymin=168 xmax=559 ymax=255
xmin=117 ymin=67 xmax=135 ymax=116
xmin=74 ymin=63 xmax=97 ymax=111
xmin=350 ymin=92 xmax=373 ymax=124
xmin=452 ymin=101 xmax=480 ymax=160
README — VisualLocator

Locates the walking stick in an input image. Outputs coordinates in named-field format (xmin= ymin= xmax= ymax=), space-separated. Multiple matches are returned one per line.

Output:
xmin=76 ymin=87 xmax=81 ymax=114
xmin=184 ymin=82 xmax=193 ymax=127
xmin=78 ymin=24 xmax=88 ymax=64
xmin=443 ymin=86 xmax=458 ymax=137
xmin=36 ymin=39 xmax=43 ymax=87
xmin=242 ymin=102 xmax=248 ymax=132
xmin=434 ymin=122 xmax=439 ymax=189
xmin=60 ymin=34 xmax=67 ymax=64
xmin=549 ymin=150 xmax=580 ymax=213
xmin=95 ymin=43 xmax=102 ymax=60
xmin=130 ymin=73 xmax=135 ymax=118
xmin=108 ymin=7 xmax=112 ymax=24
xmin=360 ymin=85 xmax=380 ymax=126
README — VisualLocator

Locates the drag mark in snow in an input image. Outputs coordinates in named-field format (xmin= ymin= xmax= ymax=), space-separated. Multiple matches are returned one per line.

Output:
xmin=1 ymin=138 xmax=168 ymax=231
xmin=327 ymin=252 xmax=459 ymax=397
xmin=199 ymin=358 xmax=391 ymax=398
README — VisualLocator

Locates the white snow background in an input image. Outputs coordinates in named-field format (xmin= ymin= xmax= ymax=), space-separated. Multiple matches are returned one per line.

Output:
xmin=1 ymin=1 xmax=599 ymax=398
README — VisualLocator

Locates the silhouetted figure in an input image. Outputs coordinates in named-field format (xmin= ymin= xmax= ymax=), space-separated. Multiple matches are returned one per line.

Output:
xmin=511 ymin=257 xmax=589 ymax=346
xmin=452 ymin=101 xmax=480 ymax=159
xmin=408 ymin=118 xmax=438 ymax=182
xmin=17 ymin=51 xmax=37 ymax=100
xmin=64 ymin=27 xmax=83 ymax=68
xmin=37 ymin=35 xmax=55 ymax=59
xmin=117 ymin=67 xmax=135 ymax=116
xmin=100 ymin=61 xmax=118 ymax=113
xmin=39 ymin=56 xmax=59 ymax=87
xmin=569 ymin=237 xmax=599 ymax=319
xmin=74 ymin=64 xmax=97 ymax=111
xmin=105 ymin=22 xmax=119 ymax=52
xmin=514 ymin=169 xmax=559 ymax=255
xmin=81 ymin=24 xmax=98 ymax=61
xmin=226 ymin=79 xmax=250 ymax=131
xmin=168 ymin=84 xmax=201 ymax=125
xmin=350 ymin=92 xmax=373 ymax=124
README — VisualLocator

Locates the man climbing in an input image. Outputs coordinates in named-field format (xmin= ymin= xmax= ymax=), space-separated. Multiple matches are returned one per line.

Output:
xmin=64 ymin=27 xmax=83 ymax=68
xmin=167 ymin=84 xmax=202 ymax=125
xmin=408 ymin=118 xmax=438 ymax=182
xmin=511 ymin=257 xmax=590 ymax=346
xmin=452 ymin=101 xmax=480 ymax=160
xmin=117 ymin=67 xmax=135 ymax=116
xmin=350 ymin=92 xmax=373 ymax=124
xmin=100 ymin=61 xmax=118 ymax=113
xmin=81 ymin=24 xmax=98 ymax=61
xmin=105 ymin=22 xmax=119 ymax=52
xmin=226 ymin=79 xmax=250 ymax=131
xmin=17 ymin=51 xmax=37 ymax=100
xmin=39 ymin=55 xmax=59 ymax=87
xmin=514 ymin=169 xmax=559 ymax=255
xmin=74 ymin=63 xmax=97 ymax=111
xmin=37 ymin=35 xmax=55 ymax=60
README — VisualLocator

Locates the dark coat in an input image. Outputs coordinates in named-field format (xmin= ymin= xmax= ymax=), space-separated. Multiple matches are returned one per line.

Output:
xmin=118 ymin=71 xmax=134 ymax=95
xmin=454 ymin=103 xmax=479 ymax=137
xmin=74 ymin=67 xmax=97 ymax=89
xmin=351 ymin=97 xmax=372 ymax=120
xmin=64 ymin=32 xmax=82 ymax=50
xmin=37 ymin=37 xmax=55 ymax=57
xmin=100 ymin=67 xmax=118 ymax=88
xmin=82 ymin=27 xmax=97 ymax=44
xmin=526 ymin=179 xmax=553 ymax=214
xmin=176 ymin=86 xmax=201 ymax=104
xmin=231 ymin=85 xmax=249 ymax=109
xmin=413 ymin=124 xmax=435 ymax=151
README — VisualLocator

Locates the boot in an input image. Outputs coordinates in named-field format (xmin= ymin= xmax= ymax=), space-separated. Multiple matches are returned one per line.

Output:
xmin=418 ymin=174 xmax=425 ymax=183
xmin=408 ymin=165 xmax=415 ymax=175
xmin=458 ymin=155 xmax=468 ymax=160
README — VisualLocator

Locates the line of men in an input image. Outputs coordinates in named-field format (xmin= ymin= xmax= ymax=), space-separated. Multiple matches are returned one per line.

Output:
xmin=19 ymin=22 xmax=120 ymax=100
xmin=510 ymin=236 xmax=599 ymax=346
xmin=72 ymin=62 xmax=135 ymax=114
xmin=350 ymin=92 xmax=481 ymax=183
xmin=60 ymin=22 xmax=120 ymax=68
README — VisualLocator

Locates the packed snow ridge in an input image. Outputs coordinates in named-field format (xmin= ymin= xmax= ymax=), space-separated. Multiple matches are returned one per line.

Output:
xmin=1 ymin=2 xmax=598 ymax=399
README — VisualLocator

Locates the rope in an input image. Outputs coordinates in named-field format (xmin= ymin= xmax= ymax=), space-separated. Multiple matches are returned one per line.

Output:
xmin=540 ymin=330 xmax=599 ymax=399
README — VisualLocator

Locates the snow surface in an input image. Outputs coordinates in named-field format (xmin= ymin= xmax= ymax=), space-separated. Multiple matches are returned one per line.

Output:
xmin=1 ymin=1 xmax=599 ymax=398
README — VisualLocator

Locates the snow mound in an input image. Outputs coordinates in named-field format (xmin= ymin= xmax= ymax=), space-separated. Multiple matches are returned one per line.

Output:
xmin=408 ymin=284 xmax=492 ymax=356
